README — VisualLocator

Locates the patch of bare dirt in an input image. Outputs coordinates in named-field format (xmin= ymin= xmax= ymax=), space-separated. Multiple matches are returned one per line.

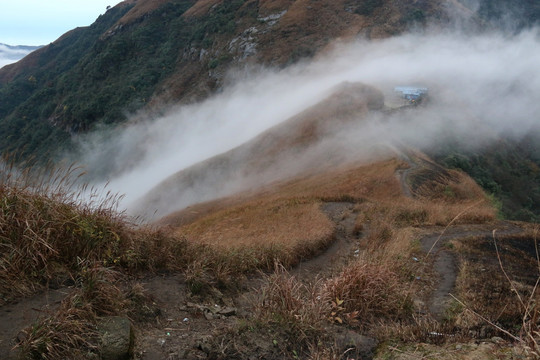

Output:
xmin=292 ymin=201 xmax=362 ymax=281
xmin=132 ymin=274 xmax=247 ymax=359
xmin=418 ymin=222 xmax=524 ymax=320
xmin=0 ymin=288 xmax=71 ymax=359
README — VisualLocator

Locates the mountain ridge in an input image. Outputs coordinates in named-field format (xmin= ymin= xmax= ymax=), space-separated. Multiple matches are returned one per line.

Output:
xmin=0 ymin=0 xmax=539 ymax=220
xmin=0 ymin=0 xmax=476 ymax=161
xmin=1 ymin=1 xmax=540 ymax=358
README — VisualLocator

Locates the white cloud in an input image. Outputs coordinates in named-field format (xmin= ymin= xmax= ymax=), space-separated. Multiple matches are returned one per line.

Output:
xmin=75 ymin=28 xmax=540 ymax=218
xmin=0 ymin=44 xmax=35 ymax=68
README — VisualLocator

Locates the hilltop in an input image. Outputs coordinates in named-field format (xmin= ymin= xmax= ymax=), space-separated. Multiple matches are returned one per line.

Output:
xmin=0 ymin=82 xmax=538 ymax=359
xmin=0 ymin=0 xmax=538 ymax=221
xmin=0 ymin=1 xmax=540 ymax=358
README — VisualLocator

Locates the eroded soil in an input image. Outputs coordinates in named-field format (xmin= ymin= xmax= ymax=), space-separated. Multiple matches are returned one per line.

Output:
xmin=0 ymin=288 xmax=70 ymax=359
xmin=0 ymin=165 xmax=532 ymax=359
xmin=417 ymin=222 xmax=524 ymax=320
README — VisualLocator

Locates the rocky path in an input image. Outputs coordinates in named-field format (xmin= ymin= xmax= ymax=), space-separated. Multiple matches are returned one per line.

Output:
xmin=292 ymin=201 xmax=361 ymax=280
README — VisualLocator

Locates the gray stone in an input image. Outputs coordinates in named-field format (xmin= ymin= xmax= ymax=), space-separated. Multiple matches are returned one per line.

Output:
xmin=218 ymin=307 xmax=237 ymax=317
xmin=335 ymin=329 xmax=377 ymax=359
xmin=203 ymin=310 xmax=214 ymax=320
xmin=98 ymin=316 xmax=134 ymax=360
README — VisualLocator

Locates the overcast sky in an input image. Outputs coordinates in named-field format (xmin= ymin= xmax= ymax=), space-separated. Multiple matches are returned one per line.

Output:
xmin=0 ymin=0 xmax=124 ymax=46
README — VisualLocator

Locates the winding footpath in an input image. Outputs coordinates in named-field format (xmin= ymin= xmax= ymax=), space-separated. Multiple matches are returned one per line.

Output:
xmin=292 ymin=201 xmax=361 ymax=280
xmin=396 ymin=149 xmax=525 ymax=320
xmin=419 ymin=224 xmax=523 ymax=320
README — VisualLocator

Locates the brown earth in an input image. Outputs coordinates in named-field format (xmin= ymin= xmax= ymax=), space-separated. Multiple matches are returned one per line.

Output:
xmin=0 ymin=77 xmax=535 ymax=360
xmin=0 ymin=289 xmax=69 ymax=360
xmin=0 ymin=161 xmax=532 ymax=359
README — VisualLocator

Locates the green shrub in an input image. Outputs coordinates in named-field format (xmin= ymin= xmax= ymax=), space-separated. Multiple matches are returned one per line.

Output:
xmin=354 ymin=0 xmax=383 ymax=16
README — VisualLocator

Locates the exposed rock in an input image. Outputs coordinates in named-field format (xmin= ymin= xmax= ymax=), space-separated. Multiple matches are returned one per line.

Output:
xmin=334 ymin=329 xmax=377 ymax=359
xmin=219 ymin=306 xmax=237 ymax=317
xmin=98 ymin=316 xmax=134 ymax=360
xmin=197 ymin=335 xmax=214 ymax=354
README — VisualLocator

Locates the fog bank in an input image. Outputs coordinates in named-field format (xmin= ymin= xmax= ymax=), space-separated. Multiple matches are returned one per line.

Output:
xmin=77 ymin=28 xmax=540 ymax=217
xmin=0 ymin=44 xmax=37 ymax=68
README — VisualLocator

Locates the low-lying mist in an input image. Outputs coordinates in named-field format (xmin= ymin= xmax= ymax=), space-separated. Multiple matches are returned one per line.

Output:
xmin=0 ymin=44 xmax=35 ymax=68
xmin=76 ymin=28 xmax=540 ymax=220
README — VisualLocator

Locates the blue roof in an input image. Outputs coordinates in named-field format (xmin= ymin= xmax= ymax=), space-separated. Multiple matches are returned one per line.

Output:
xmin=394 ymin=86 xmax=428 ymax=96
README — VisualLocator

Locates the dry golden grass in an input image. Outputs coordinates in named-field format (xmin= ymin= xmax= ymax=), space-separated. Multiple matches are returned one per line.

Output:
xmin=175 ymin=153 xmax=498 ymax=347
xmin=171 ymin=155 xmax=495 ymax=274
xmin=0 ymin=163 xmax=191 ymax=304
xmin=117 ymin=0 xmax=170 ymax=25
xmin=182 ymin=0 xmax=223 ymax=18
xmin=1 ymin=149 xmax=500 ymax=358
xmin=180 ymin=198 xmax=333 ymax=248
xmin=255 ymin=263 xmax=331 ymax=345
xmin=324 ymin=258 xmax=412 ymax=322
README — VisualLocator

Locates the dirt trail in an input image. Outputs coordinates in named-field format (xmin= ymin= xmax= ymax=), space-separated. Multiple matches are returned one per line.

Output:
xmin=394 ymin=148 xmax=526 ymax=320
xmin=419 ymin=224 xmax=523 ymax=320
xmin=394 ymin=148 xmax=460 ymax=319
xmin=292 ymin=201 xmax=361 ymax=280
xmin=0 ymin=288 xmax=70 ymax=359
xmin=136 ymin=201 xmax=366 ymax=359
xmin=395 ymin=152 xmax=417 ymax=198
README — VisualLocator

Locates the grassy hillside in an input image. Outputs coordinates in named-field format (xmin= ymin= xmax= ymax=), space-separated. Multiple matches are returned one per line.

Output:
xmin=0 ymin=152 xmax=506 ymax=358
xmin=1 ymin=0 xmax=538 ymax=220
xmin=0 ymin=85 xmax=537 ymax=358
xmin=6 ymin=148 xmax=537 ymax=359
xmin=0 ymin=0 xmax=481 ymax=163
xmin=430 ymin=132 xmax=540 ymax=222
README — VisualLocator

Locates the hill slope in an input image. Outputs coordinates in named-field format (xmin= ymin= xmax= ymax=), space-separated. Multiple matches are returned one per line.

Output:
xmin=133 ymin=82 xmax=385 ymax=218
xmin=0 ymin=0 xmax=483 ymax=161
xmin=1 ymin=1 xmax=540 ymax=354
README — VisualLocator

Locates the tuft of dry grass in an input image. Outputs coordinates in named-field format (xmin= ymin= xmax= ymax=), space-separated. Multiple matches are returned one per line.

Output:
xmin=15 ymin=265 xmax=127 ymax=359
xmin=16 ymin=306 xmax=98 ymax=360
xmin=255 ymin=263 xmax=331 ymax=346
xmin=323 ymin=258 xmax=412 ymax=323
xmin=0 ymin=163 xmax=191 ymax=304
xmin=0 ymin=163 xmax=191 ymax=357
